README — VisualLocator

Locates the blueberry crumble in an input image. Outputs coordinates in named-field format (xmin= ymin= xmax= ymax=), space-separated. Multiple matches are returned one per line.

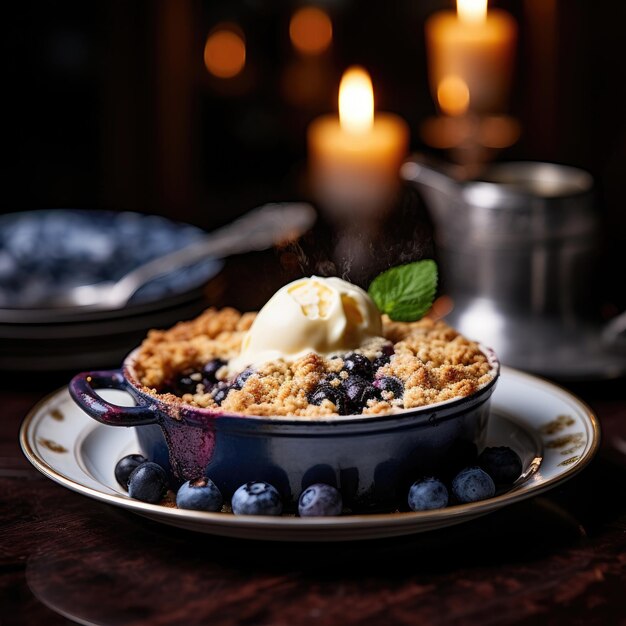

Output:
xmin=132 ymin=277 xmax=494 ymax=418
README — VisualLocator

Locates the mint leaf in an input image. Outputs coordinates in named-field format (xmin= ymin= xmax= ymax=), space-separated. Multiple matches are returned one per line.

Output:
xmin=368 ymin=260 xmax=438 ymax=322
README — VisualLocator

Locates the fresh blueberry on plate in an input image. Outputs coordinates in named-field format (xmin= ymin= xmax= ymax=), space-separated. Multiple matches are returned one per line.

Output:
xmin=176 ymin=477 xmax=223 ymax=512
xmin=298 ymin=483 xmax=343 ymax=517
xmin=231 ymin=481 xmax=283 ymax=516
xmin=114 ymin=454 xmax=147 ymax=489
xmin=127 ymin=462 xmax=168 ymax=503
xmin=478 ymin=446 xmax=523 ymax=485
xmin=451 ymin=467 xmax=495 ymax=504
xmin=407 ymin=477 xmax=449 ymax=511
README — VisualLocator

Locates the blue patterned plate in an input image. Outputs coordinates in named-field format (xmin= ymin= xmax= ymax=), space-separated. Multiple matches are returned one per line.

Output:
xmin=0 ymin=209 xmax=222 ymax=317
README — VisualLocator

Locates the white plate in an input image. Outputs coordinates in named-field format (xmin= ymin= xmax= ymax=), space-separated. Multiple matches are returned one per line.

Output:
xmin=20 ymin=368 xmax=599 ymax=541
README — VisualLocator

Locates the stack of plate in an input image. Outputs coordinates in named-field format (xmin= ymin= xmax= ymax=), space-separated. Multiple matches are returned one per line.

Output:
xmin=0 ymin=209 xmax=223 ymax=371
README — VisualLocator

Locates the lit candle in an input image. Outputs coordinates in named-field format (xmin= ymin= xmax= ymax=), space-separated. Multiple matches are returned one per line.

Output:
xmin=307 ymin=67 xmax=409 ymax=219
xmin=425 ymin=0 xmax=517 ymax=114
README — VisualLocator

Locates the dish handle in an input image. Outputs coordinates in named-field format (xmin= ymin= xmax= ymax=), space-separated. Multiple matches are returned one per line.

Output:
xmin=69 ymin=370 xmax=159 ymax=426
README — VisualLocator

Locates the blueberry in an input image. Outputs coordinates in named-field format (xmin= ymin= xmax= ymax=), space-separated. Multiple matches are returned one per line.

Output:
xmin=202 ymin=358 xmax=226 ymax=387
xmin=323 ymin=372 xmax=342 ymax=384
xmin=114 ymin=454 xmax=147 ymax=489
xmin=478 ymin=446 xmax=523 ymax=485
xmin=342 ymin=376 xmax=379 ymax=413
xmin=233 ymin=368 xmax=254 ymax=390
xmin=408 ymin=477 xmax=449 ymax=511
xmin=372 ymin=343 xmax=395 ymax=371
xmin=298 ymin=483 xmax=343 ymax=517
xmin=342 ymin=353 xmax=373 ymax=380
xmin=381 ymin=342 xmax=395 ymax=357
xmin=374 ymin=376 xmax=404 ymax=399
xmin=308 ymin=383 xmax=349 ymax=415
xmin=372 ymin=354 xmax=391 ymax=372
xmin=127 ymin=462 xmax=168 ymax=503
xmin=212 ymin=383 xmax=231 ymax=406
xmin=231 ymin=481 xmax=283 ymax=516
xmin=176 ymin=477 xmax=223 ymax=511
xmin=173 ymin=373 xmax=200 ymax=396
xmin=451 ymin=467 xmax=495 ymax=504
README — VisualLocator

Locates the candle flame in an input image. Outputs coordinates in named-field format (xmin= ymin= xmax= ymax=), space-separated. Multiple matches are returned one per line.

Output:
xmin=437 ymin=75 xmax=470 ymax=116
xmin=457 ymin=0 xmax=488 ymax=24
xmin=339 ymin=66 xmax=374 ymax=135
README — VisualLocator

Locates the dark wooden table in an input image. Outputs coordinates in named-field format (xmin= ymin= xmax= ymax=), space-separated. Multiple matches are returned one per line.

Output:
xmin=1 ymin=261 xmax=626 ymax=626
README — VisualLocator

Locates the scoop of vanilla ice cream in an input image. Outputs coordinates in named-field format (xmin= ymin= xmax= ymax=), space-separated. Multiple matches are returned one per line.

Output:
xmin=229 ymin=276 xmax=383 ymax=371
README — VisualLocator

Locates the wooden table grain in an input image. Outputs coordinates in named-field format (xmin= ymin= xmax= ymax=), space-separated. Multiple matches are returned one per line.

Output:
xmin=1 ymin=264 xmax=625 ymax=626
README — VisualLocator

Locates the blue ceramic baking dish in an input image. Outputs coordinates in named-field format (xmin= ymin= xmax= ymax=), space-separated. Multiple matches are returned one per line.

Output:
xmin=70 ymin=347 xmax=499 ymax=511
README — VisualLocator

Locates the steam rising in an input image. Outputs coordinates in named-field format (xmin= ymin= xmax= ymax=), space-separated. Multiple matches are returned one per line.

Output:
xmin=285 ymin=184 xmax=434 ymax=289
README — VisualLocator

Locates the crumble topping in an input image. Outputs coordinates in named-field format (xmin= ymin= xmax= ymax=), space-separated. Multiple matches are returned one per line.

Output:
xmin=132 ymin=307 xmax=494 ymax=418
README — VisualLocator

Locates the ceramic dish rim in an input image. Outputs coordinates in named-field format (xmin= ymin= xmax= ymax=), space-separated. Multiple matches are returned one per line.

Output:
xmin=119 ymin=345 xmax=501 ymax=427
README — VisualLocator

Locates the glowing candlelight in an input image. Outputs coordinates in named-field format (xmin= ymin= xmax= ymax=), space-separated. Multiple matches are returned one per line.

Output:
xmin=457 ymin=0 xmax=488 ymax=24
xmin=425 ymin=0 xmax=517 ymax=114
xmin=203 ymin=25 xmax=246 ymax=79
xmin=437 ymin=74 xmax=470 ymax=117
xmin=307 ymin=67 xmax=409 ymax=218
xmin=289 ymin=7 xmax=333 ymax=56
xmin=338 ymin=67 xmax=374 ymax=135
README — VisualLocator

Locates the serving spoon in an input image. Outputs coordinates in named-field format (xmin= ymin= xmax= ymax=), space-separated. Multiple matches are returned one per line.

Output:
xmin=46 ymin=202 xmax=316 ymax=311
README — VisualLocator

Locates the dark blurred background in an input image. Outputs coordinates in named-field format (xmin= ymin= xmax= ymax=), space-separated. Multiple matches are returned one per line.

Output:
xmin=4 ymin=0 xmax=626 ymax=311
